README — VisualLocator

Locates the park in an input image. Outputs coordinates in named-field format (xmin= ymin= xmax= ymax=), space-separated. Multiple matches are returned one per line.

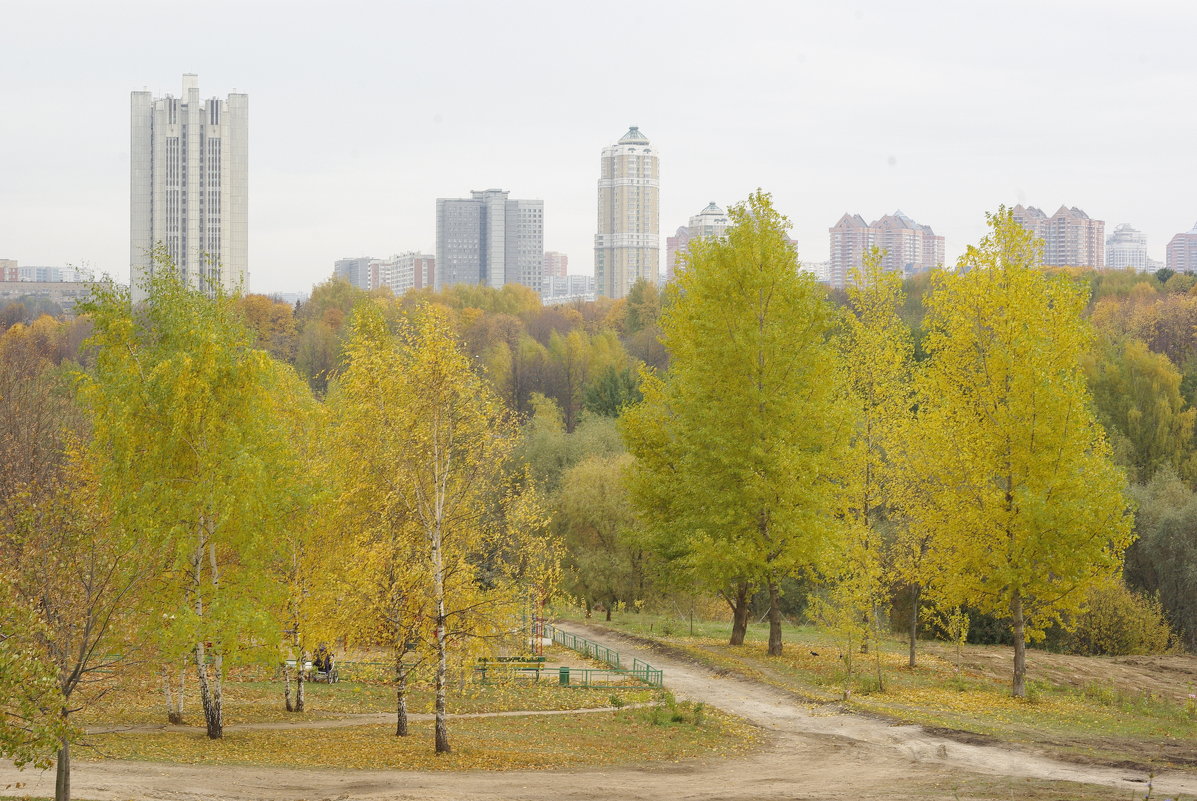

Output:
xmin=4 ymin=200 xmax=1197 ymax=801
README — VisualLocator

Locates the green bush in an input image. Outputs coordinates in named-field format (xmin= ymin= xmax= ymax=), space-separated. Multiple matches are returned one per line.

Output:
xmin=1062 ymin=580 xmax=1174 ymax=656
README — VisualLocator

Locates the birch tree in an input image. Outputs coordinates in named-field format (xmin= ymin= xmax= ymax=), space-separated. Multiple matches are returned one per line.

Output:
xmin=79 ymin=269 xmax=296 ymax=738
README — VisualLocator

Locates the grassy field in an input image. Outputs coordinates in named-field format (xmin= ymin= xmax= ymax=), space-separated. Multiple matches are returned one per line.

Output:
xmin=76 ymin=645 xmax=652 ymax=727
xmin=573 ymin=610 xmax=1197 ymax=771
xmin=82 ymin=701 xmax=754 ymax=771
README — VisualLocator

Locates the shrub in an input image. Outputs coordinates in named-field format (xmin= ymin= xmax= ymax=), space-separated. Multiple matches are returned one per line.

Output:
xmin=1062 ymin=580 xmax=1174 ymax=656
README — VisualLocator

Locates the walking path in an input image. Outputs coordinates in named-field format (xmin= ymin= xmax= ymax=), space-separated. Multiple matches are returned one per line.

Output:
xmin=2 ymin=622 xmax=1193 ymax=801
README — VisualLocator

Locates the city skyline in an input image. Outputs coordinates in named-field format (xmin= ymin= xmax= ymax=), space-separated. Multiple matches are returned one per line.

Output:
xmin=3 ymin=1 xmax=1197 ymax=294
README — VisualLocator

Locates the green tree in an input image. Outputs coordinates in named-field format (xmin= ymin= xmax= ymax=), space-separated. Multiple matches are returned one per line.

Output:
xmin=623 ymin=191 xmax=848 ymax=655
xmin=79 ymin=270 xmax=298 ymax=738
xmin=556 ymin=454 xmax=643 ymax=619
xmin=913 ymin=208 xmax=1134 ymax=697
xmin=1084 ymin=336 xmax=1197 ymax=483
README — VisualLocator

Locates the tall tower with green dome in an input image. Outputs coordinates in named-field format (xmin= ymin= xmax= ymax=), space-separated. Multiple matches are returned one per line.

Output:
xmin=594 ymin=126 xmax=659 ymax=299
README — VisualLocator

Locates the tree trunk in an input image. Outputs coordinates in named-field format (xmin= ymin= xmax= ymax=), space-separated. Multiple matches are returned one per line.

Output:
xmin=1011 ymin=593 xmax=1027 ymax=698
xmin=729 ymin=583 xmax=750 ymax=646
xmin=55 ymin=739 xmax=69 ymax=801
xmin=195 ymin=642 xmax=223 ymax=739
xmin=162 ymin=664 xmax=184 ymax=724
xmin=605 ymin=604 xmax=612 ymax=622
xmin=283 ymin=662 xmax=293 ymax=712
xmin=432 ymin=524 xmax=451 ymax=754
xmin=395 ymin=648 xmax=409 ymax=737
xmin=295 ymin=658 xmax=305 ymax=712
xmin=907 ymin=583 xmax=920 ymax=669
xmin=766 ymin=580 xmax=783 ymax=656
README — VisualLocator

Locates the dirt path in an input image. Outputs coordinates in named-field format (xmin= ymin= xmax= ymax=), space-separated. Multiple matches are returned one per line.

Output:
xmin=2 ymin=622 xmax=1193 ymax=801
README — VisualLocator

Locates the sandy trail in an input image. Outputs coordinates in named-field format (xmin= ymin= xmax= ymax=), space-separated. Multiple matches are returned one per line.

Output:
xmin=2 ymin=622 xmax=1192 ymax=801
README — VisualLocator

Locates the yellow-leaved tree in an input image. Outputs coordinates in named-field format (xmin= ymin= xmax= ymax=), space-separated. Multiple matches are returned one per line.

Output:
xmin=913 ymin=208 xmax=1134 ymax=697
xmin=819 ymin=248 xmax=915 ymax=687
xmin=330 ymin=301 xmax=554 ymax=753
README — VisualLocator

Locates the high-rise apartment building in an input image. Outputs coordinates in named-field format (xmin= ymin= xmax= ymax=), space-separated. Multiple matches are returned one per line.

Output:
xmin=666 ymin=202 xmax=730 ymax=281
xmin=378 ymin=252 xmax=436 ymax=295
xmin=828 ymin=210 xmax=944 ymax=289
xmin=0 ymin=260 xmax=17 ymax=283
xmin=1011 ymin=205 xmax=1104 ymax=268
xmin=435 ymin=189 xmax=543 ymax=290
xmin=595 ymin=126 xmax=659 ymax=298
xmin=334 ymin=257 xmax=374 ymax=290
xmin=1106 ymin=224 xmax=1149 ymax=271
xmin=1167 ymin=222 xmax=1197 ymax=273
xmin=131 ymin=74 xmax=248 ymax=297
xmin=543 ymin=251 xmax=569 ymax=279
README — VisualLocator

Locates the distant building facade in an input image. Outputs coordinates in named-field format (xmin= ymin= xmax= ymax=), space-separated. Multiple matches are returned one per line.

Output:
xmin=1106 ymin=224 xmax=1149 ymax=271
xmin=541 ymin=274 xmax=596 ymax=305
xmin=595 ymin=126 xmax=659 ymax=298
xmin=1011 ymin=205 xmax=1104 ymax=268
xmin=828 ymin=210 xmax=944 ymax=289
xmin=1167 ymin=222 xmax=1197 ymax=274
xmin=543 ymin=251 xmax=568 ymax=279
xmin=130 ymin=74 xmax=248 ymax=298
xmin=0 ymin=260 xmax=95 ymax=283
xmin=378 ymin=252 xmax=435 ymax=295
xmin=436 ymin=189 xmax=543 ymax=290
xmin=665 ymin=202 xmax=731 ymax=281
xmin=334 ymin=257 xmax=374 ymax=290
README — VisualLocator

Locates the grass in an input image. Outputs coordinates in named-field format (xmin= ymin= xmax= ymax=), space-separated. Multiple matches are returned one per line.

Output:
xmin=77 ymin=670 xmax=653 ymax=728
xmin=577 ymin=610 xmax=1197 ymax=771
xmin=81 ymin=705 xmax=755 ymax=771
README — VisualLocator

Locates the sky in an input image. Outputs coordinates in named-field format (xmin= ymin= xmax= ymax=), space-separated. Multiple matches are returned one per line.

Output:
xmin=3 ymin=0 xmax=1196 ymax=295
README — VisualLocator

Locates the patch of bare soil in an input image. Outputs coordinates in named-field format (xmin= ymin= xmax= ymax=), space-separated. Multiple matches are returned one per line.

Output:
xmin=922 ymin=641 xmax=1197 ymax=703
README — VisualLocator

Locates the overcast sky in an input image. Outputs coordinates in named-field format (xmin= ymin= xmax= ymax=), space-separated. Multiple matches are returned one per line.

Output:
xmin=3 ymin=0 xmax=1196 ymax=294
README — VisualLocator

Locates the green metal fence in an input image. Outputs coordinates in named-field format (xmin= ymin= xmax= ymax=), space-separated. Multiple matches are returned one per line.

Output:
xmin=543 ymin=624 xmax=663 ymax=687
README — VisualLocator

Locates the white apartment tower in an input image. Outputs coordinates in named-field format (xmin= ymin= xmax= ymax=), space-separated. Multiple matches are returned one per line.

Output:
xmin=131 ymin=74 xmax=248 ymax=297
xmin=595 ymin=126 xmax=659 ymax=298
xmin=1106 ymin=224 xmax=1149 ymax=271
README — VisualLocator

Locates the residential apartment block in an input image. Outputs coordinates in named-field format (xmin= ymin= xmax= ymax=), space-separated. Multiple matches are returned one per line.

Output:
xmin=436 ymin=189 xmax=543 ymax=290
xmin=541 ymin=274 xmax=596 ymax=305
xmin=595 ymin=127 xmax=659 ymax=298
xmin=828 ymin=210 xmax=944 ymax=289
xmin=131 ymin=74 xmax=248 ymax=298
xmin=1010 ymin=205 xmax=1104 ymax=268
xmin=666 ymin=202 xmax=730 ymax=281
xmin=1167 ymin=222 xmax=1197 ymax=273
xmin=543 ymin=251 xmax=568 ymax=279
xmin=1106 ymin=224 xmax=1149 ymax=271
xmin=333 ymin=257 xmax=374 ymax=290
xmin=378 ymin=252 xmax=435 ymax=295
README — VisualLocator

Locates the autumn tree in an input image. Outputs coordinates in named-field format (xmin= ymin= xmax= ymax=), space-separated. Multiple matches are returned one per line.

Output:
xmin=623 ymin=191 xmax=848 ymax=655
xmin=79 ymin=270 xmax=299 ymax=738
xmin=1 ymin=453 xmax=145 ymax=801
xmin=913 ymin=208 xmax=1134 ymax=697
xmin=832 ymin=248 xmax=915 ymax=671
xmin=334 ymin=301 xmax=548 ymax=753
